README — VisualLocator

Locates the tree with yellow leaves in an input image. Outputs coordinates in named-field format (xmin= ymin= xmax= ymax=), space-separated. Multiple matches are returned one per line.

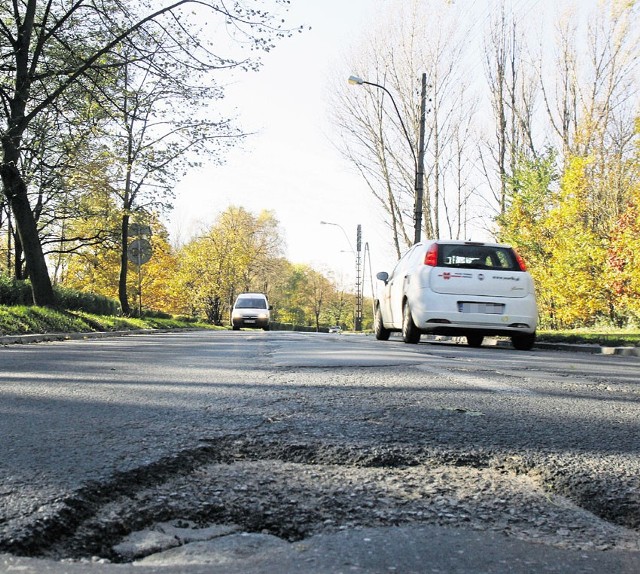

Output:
xmin=173 ymin=207 xmax=284 ymax=323
xmin=606 ymin=119 xmax=640 ymax=324
xmin=62 ymin=212 xmax=179 ymax=316
xmin=498 ymin=150 xmax=558 ymax=325
xmin=541 ymin=156 xmax=611 ymax=327
xmin=500 ymin=120 xmax=640 ymax=328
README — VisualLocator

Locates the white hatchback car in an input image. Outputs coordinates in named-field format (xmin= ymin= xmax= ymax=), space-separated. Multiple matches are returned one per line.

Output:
xmin=374 ymin=241 xmax=538 ymax=350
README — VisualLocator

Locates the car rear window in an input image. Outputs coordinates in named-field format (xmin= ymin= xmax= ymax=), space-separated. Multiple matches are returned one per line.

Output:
xmin=235 ymin=298 xmax=267 ymax=309
xmin=438 ymin=244 xmax=521 ymax=271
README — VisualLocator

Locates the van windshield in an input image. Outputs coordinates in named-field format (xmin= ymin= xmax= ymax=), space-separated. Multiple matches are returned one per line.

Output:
xmin=438 ymin=244 xmax=521 ymax=271
xmin=235 ymin=298 xmax=267 ymax=309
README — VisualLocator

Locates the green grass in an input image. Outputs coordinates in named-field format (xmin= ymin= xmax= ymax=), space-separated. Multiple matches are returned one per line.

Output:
xmin=1 ymin=306 xmax=638 ymax=347
xmin=537 ymin=328 xmax=640 ymax=347
xmin=0 ymin=306 xmax=217 ymax=336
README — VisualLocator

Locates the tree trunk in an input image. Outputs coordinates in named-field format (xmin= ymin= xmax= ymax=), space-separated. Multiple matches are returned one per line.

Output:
xmin=119 ymin=214 xmax=131 ymax=315
xmin=0 ymin=1 xmax=55 ymax=306
xmin=13 ymin=227 xmax=23 ymax=280
xmin=0 ymin=157 xmax=56 ymax=306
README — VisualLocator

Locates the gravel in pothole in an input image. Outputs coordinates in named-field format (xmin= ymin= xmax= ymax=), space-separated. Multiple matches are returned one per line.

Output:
xmin=63 ymin=460 xmax=640 ymax=562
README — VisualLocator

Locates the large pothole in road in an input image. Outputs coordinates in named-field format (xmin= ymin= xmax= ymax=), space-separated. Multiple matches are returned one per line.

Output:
xmin=2 ymin=436 xmax=639 ymax=564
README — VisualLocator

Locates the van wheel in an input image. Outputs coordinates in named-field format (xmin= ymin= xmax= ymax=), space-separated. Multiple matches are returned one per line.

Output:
xmin=232 ymin=325 xmax=240 ymax=331
xmin=374 ymin=306 xmax=391 ymax=341
xmin=466 ymin=334 xmax=484 ymax=348
xmin=511 ymin=333 xmax=536 ymax=350
xmin=402 ymin=303 xmax=421 ymax=344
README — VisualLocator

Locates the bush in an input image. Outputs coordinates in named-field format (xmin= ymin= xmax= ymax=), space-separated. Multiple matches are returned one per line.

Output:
xmin=0 ymin=275 xmax=33 ymax=305
xmin=173 ymin=315 xmax=204 ymax=324
xmin=141 ymin=309 xmax=173 ymax=319
xmin=0 ymin=274 xmax=121 ymax=315
xmin=54 ymin=285 xmax=121 ymax=315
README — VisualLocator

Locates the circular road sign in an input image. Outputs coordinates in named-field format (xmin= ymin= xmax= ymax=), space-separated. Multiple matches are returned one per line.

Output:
xmin=127 ymin=238 xmax=152 ymax=265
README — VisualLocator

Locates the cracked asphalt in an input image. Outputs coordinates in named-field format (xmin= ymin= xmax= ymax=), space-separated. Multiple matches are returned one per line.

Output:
xmin=0 ymin=330 xmax=638 ymax=572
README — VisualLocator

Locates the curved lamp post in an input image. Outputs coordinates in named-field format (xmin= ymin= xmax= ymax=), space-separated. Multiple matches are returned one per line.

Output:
xmin=348 ymin=74 xmax=427 ymax=244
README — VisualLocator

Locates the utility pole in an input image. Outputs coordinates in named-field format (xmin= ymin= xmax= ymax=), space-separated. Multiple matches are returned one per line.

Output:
xmin=355 ymin=224 xmax=363 ymax=332
xmin=414 ymin=72 xmax=427 ymax=244
xmin=349 ymin=73 xmax=428 ymax=244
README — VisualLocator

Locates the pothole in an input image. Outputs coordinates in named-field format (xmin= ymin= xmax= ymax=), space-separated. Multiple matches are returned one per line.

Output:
xmin=2 ymin=436 xmax=638 ymax=563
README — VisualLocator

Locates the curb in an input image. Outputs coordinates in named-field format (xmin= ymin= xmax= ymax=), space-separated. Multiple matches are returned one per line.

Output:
xmin=480 ymin=337 xmax=640 ymax=357
xmin=0 ymin=329 xmax=165 ymax=346
xmin=414 ymin=335 xmax=640 ymax=358
xmin=533 ymin=340 xmax=640 ymax=357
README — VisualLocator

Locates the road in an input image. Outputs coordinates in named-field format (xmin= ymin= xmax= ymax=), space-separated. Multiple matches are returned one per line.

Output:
xmin=0 ymin=330 xmax=639 ymax=573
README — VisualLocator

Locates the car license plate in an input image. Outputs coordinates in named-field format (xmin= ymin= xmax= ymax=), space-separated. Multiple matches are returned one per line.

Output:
xmin=244 ymin=319 xmax=256 ymax=323
xmin=458 ymin=302 xmax=505 ymax=314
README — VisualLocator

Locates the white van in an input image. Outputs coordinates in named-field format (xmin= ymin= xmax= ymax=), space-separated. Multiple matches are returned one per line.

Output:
xmin=231 ymin=293 xmax=271 ymax=331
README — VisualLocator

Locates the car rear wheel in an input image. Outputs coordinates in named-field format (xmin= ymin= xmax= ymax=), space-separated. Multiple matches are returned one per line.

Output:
xmin=511 ymin=332 xmax=536 ymax=350
xmin=374 ymin=305 xmax=391 ymax=341
xmin=402 ymin=302 xmax=421 ymax=344
xmin=466 ymin=334 xmax=484 ymax=347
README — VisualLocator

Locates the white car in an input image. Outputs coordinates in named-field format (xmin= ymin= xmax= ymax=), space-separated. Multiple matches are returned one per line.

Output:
xmin=374 ymin=240 xmax=538 ymax=350
xmin=231 ymin=293 xmax=271 ymax=331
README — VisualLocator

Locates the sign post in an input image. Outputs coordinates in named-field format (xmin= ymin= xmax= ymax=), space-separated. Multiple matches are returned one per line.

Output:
xmin=127 ymin=225 xmax=153 ymax=316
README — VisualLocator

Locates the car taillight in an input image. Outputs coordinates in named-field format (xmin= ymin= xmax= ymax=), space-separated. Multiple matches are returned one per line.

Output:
xmin=424 ymin=243 xmax=438 ymax=266
xmin=514 ymin=250 xmax=527 ymax=271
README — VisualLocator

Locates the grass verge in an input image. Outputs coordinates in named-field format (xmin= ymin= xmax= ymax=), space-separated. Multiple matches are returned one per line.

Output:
xmin=0 ymin=306 xmax=218 ymax=336
xmin=537 ymin=328 xmax=640 ymax=347
xmin=1 ymin=306 xmax=639 ymax=347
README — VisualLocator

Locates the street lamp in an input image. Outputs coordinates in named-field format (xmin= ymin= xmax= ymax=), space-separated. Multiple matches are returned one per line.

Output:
xmin=320 ymin=221 xmax=363 ymax=331
xmin=348 ymin=73 xmax=427 ymax=244
xmin=320 ymin=220 xmax=353 ymax=251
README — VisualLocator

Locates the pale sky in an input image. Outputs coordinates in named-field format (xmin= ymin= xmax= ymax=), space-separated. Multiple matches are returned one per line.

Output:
xmin=169 ymin=0 xmax=396 ymax=294
xmin=167 ymin=0 xmax=599 ymax=294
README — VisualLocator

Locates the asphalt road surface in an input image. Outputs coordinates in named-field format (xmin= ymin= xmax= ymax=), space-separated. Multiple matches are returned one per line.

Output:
xmin=0 ymin=330 xmax=638 ymax=573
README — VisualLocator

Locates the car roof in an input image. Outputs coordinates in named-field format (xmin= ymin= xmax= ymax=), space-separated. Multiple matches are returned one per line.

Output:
xmin=422 ymin=239 xmax=512 ymax=248
xmin=236 ymin=293 xmax=267 ymax=298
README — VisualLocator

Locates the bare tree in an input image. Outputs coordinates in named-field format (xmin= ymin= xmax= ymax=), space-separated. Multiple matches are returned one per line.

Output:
xmin=540 ymin=2 xmax=639 ymax=158
xmin=442 ymin=85 xmax=479 ymax=240
xmin=481 ymin=1 xmax=540 ymax=216
xmin=538 ymin=0 xmax=639 ymax=231
xmin=332 ymin=65 xmax=413 ymax=258
xmin=331 ymin=0 xmax=476 ymax=255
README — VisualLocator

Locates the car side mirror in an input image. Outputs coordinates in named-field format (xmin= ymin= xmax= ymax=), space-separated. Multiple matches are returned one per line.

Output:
xmin=376 ymin=271 xmax=389 ymax=284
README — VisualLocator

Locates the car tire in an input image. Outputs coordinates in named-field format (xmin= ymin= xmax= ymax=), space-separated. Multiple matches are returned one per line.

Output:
xmin=374 ymin=305 xmax=391 ymax=341
xmin=402 ymin=302 xmax=421 ymax=344
xmin=232 ymin=325 xmax=240 ymax=331
xmin=511 ymin=332 xmax=536 ymax=350
xmin=263 ymin=325 xmax=270 ymax=331
xmin=466 ymin=334 xmax=484 ymax=347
